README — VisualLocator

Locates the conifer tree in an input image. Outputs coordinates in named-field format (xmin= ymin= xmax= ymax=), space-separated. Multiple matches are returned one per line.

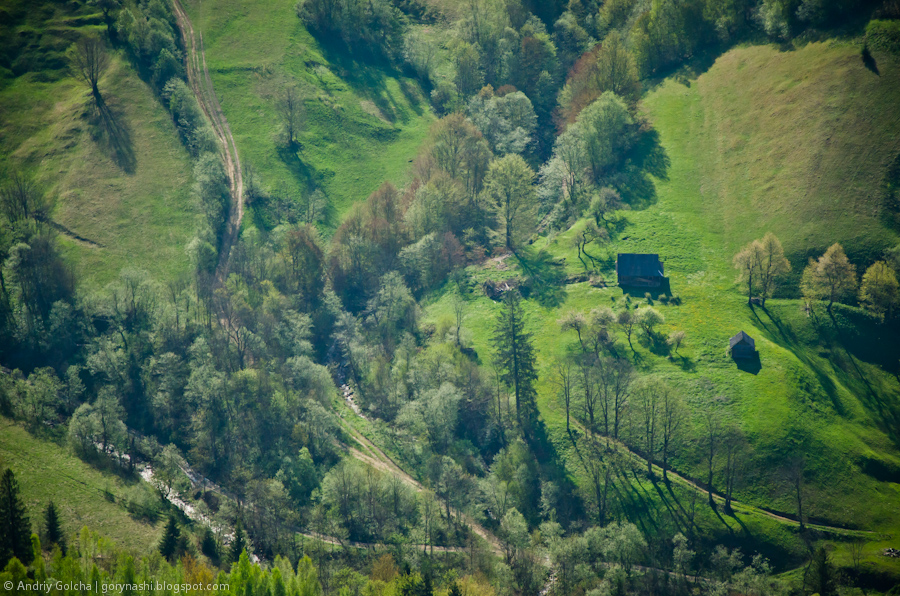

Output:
xmin=0 ymin=468 xmax=33 ymax=566
xmin=229 ymin=521 xmax=247 ymax=564
xmin=43 ymin=501 xmax=65 ymax=553
xmin=158 ymin=515 xmax=180 ymax=561
xmin=200 ymin=526 xmax=218 ymax=561
xmin=492 ymin=290 xmax=538 ymax=427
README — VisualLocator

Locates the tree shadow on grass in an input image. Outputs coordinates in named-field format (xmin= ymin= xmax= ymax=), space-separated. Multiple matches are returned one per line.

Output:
xmin=87 ymin=94 xmax=136 ymax=174
xmin=516 ymin=247 xmax=567 ymax=308
xmin=618 ymin=128 xmax=670 ymax=210
xmin=316 ymin=39 xmax=426 ymax=126
xmin=750 ymin=305 xmax=845 ymax=415
xmin=862 ymin=46 xmax=880 ymax=75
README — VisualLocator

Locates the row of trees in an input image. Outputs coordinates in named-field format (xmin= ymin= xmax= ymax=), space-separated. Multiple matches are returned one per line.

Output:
xmin=734 ymin=234 xmax=900 ymax=319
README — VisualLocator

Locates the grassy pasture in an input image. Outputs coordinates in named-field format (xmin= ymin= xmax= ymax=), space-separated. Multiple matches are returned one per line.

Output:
xmin=423 ymin=40 xmax=900 ymax=576
xmin=183 ymin=0 xmax=434 ymax=230
xmin=0 ymin=0 xmax=198 ymax=288
xmin=0 ymin=419 xmax=162 ymax=555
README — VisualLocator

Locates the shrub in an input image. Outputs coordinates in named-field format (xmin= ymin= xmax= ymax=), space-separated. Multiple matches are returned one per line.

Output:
xmin=866 ymin=20 xmax=900 ymax=53
xmin=125 ymin=484 xmax=162 ymax=522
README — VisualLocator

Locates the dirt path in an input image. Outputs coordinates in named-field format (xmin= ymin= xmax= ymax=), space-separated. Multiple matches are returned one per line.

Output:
xmin=170 ymin=0 xmax=243 ymax=284
xmin=338 ymin=389 xmax=505 ymax=555
xmin=568 ymin=421 xmax=875 ymax=537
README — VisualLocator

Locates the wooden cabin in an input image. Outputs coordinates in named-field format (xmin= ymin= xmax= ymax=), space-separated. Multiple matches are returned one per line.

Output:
xmin=729 ymin=331 xmax=756 ymax=359
xmin=616 ymin=253 xmax=666 ymax=288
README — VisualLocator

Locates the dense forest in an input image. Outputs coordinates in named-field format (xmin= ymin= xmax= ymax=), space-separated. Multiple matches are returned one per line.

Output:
xmin=2 ymin=0 xmax=900 ymax=594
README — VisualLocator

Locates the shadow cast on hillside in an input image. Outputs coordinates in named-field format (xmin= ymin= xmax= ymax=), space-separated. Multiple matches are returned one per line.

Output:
xmin=750 ymin=305 xmax=846 ymax=416
xmin=620 ymin=128 xmax=670 ymax=210
xmin=734 ymin=353 xmax=762 ymax=375
xmin=87 ymin=94 xmax=136 ymax=174
xmin=315 ymin=39 xmax=425 ymax=125
xmin=516 ymin=248 xmax=567 ymax=308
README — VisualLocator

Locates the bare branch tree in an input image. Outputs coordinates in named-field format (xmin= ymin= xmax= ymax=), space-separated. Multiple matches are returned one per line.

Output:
xmin=553 ymin=358 xmax=575 ymax=432
xmin=722 ymin=426 xmax=748 ymax=513
xmin=69 ymin=35 xmax=109 ymax=99
xmin=660 ymin=383 xmax=684 ymax=482
xmin=703 ymin=403 xmax=722 ymax=505
xmin=278 ymin=86 xmax=305 ymax=147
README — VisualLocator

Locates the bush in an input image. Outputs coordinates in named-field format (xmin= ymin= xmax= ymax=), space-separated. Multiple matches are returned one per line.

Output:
xmin=866 ymin=19 xmax=900 ymax=53
xmin=124 ymin=484 xmax=162 ymax=522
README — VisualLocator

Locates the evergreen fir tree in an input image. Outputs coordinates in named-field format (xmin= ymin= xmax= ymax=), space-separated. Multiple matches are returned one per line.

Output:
xmin=492 ymin=290 xmax=538 ymax=428
xmin=229 ymin=520 xmax=247 ymax=564
xmin=44 ymin=500 xmax=65 ymax=553
xmin=448 ymin=582 xmax=462 ymax=596
xmin=0 ymin=468 xmax=33 ymax=566
xmin=158 ymin=515 xmax=180 ymax=561
xmin=200 ymin=526 xmax=218 ymax=561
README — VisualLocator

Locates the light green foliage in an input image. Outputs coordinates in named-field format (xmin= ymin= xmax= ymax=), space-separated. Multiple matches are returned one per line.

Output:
xmin=466 ymin=90 xmax=537 ymax=155
xmin=858 ymin=261 xmax=899 ymax=320
xmin=484 ymin=154 xmax=537 ymax=250
xmin=573 ymin=92 xmax=635 ymax=183
xmin=800 ymin=243 xmax=858 ymax=308
xmin=192 ymin=152 xmax=231 ymax=242
xmin=866 ymin=19 xmax=900 ymax=53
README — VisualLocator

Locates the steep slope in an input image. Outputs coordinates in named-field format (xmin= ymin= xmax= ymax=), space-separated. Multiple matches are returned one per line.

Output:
xmin=181 ymin=0 xmax=434 ymax=228
xmin=423 ymin=40 xmax=900 ymax=575
xmin=0 ymin=419 xmax=162 ymax=554
xmin=0 ymin=1 xmax=199 ymax=287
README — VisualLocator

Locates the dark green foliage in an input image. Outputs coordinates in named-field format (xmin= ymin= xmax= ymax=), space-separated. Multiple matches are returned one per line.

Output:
xmin=229 ymin=521 xmax=247 ymax=564
xmin=805 ymin=547 xmax=838 ymax=596
xmin=0 ymin=468 xmax=33 ymax=567
xmin=492 ymin=290 xmax=539 ymax=426
xmin=43 ymin=501 xmax=64 ymax=553
xmin=158 ymin=514 xmax=180 ymax=561
xmin=296 ymin=0 xmax=406 ymax=60
xmin=200 ymin=526 xmax=218 ymax=561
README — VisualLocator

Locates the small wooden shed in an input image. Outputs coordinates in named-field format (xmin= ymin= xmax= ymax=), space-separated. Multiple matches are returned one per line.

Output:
xmin=729 ymin=331 xmax=756 ymax=359
xmin=616 ymin=253 xmax=666 ymax=288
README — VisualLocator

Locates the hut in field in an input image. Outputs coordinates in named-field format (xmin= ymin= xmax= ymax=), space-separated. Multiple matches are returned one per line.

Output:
xmin=729 ymin=331 xmax=756 ymax=359
xmin=616 ymin=253 xmax=666 ymax=288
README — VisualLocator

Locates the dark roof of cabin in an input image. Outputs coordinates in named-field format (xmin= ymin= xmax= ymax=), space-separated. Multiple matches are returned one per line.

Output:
xmin=729 ymin=331 xmax=755 ymax=349
xmin=617 ymin=253 xmax=664 ymax=278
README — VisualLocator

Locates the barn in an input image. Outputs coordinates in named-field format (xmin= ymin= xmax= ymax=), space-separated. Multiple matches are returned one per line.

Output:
xmin=729 ymin=331 xmax=756 ymax=359
xmin=616 ymin=253 xmax=667 ymax=288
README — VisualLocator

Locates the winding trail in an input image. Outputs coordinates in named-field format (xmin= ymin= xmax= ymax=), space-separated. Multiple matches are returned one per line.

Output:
xmin=170 ymin=0 xmax=243 ymax=284
xmin=338 ymin=387 xmax=505 ymax=555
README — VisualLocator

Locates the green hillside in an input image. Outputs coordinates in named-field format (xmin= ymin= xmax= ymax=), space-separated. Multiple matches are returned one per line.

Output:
xmin=424 ymin=40 xmax=900 ymax=575
xmin=0 ymin=1 xmax=198 ymax=287
xmin=0 ymin=419 xmax=162 ymax=554
xmin=647 ymin=41 xmax=900 ymax=279
xmin=183 ymin=0 xmax=434 ymax=227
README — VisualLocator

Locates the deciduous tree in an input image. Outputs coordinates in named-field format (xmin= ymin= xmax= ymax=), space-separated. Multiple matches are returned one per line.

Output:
xmin=277 ymin=86 xmax=305 ymax=147
xmin=484 ymin=154 xmax=537 ymax=251
xmin=68 ymin=35 xmax=109 ymax=99
xmin=858 ymin=260 xmax=899 ymax=320
xmin=800 ymin=243 xmax=857 ymax=309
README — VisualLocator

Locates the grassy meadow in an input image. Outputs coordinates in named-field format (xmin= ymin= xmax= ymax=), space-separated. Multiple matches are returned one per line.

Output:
xmin=0 ymin=0 xmax=199 ymax=287
xmin=0 ymin=419 xmax=162 ymax=555
xmin=182 ymin=0 xmax=435 ymax=229
xmin=422 ymin=40 xmax=900 ymax=577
